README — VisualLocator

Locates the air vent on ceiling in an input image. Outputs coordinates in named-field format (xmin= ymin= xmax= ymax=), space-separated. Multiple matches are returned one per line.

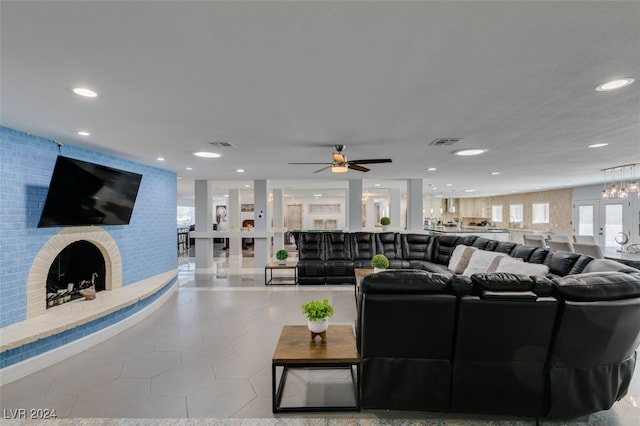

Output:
xmin=429 ymin=138 xmax=462 ymax=146
xmin=209 ymin=141 xmax=236 ymax=148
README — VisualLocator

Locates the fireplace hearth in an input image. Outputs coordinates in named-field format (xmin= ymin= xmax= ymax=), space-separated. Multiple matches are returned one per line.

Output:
xmin=46 ymin=240 xmax=106 ymax=308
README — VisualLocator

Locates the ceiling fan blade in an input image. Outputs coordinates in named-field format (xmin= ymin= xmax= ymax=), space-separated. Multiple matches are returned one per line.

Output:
xmin=288 ymin=162 xmax=333 ymax=165
xmin=313 ymin=165 xmax=333 ymax=173
xmin=348 ymin=163 xmax=370 ymax=172
xmin=348 ymin=158 xmax=392 ymax=165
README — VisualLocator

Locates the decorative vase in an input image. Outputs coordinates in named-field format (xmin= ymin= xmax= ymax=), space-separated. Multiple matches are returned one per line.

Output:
xmin=381 ymin=225 xmax=389 ymax=232
xmin=308 ymin=318 xmax=329 ymax=344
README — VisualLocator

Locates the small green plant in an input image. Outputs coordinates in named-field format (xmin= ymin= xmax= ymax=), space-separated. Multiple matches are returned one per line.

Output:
xmin=301 ymin=298 xmax=334 ymax=321
xmin=276 ymin=249 xmax=289 ymax=260
xmin=380 ymin=217 xmax=391 ymax=226
xmin=371 ymin=254 xmax=390 ymax=269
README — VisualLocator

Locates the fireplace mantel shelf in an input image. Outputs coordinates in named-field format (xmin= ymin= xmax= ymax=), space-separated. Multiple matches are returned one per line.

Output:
xmin=0 ymin=269 xmax=177 ymax=353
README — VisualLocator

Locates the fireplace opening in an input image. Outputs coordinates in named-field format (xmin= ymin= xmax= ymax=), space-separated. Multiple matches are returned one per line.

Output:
xmin=46 ymin=240 xmax=106 ymax=308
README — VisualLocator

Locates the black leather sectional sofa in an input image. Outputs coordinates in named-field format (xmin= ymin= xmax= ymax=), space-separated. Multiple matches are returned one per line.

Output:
xmin=357 ymin=268 xmax=640 ymax=418
xmin=297 ymin=231 xmax=640 ymax=418
xmin=296 ymin=231 xmax=622 ymax=284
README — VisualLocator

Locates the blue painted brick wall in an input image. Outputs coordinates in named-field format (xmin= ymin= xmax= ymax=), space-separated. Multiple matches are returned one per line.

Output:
xmin=0 ymin=127 xmax=177 ymax=328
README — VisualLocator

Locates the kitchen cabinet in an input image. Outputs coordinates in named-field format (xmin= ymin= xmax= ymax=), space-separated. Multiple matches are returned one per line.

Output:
xmin=460 ymin=198 xmax=490 ymax=219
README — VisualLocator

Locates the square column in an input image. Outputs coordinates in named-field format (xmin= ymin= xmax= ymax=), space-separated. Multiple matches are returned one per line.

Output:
xmin=272 ymin=188 xmax=284 ymax=251
xmin=194 ymin=180 xmax=213 ymax=273
xmin=253 ymin=179 xmax=270 ymax=270
xmin=348 ymin=179 xmax=363 ymax=231
xmin=407 ymin=179 xmax=424 ymax=232
xmin=227 ymin=189 xmax=242 ymax=259
xmin=390 ymin=187 xmax=401 ymax=230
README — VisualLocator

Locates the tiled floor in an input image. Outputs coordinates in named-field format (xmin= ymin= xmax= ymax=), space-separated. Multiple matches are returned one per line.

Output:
xmin=1 ymin=249 xmax=639 ymax=425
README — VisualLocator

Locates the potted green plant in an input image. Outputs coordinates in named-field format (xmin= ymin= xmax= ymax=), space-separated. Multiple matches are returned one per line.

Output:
xmin=275 ymin=249 xmax=289 ymax=265
xmin=371 ymin=254 xmax=389 ymax=273
xmin=380 ymin=216 xmax=391 ymax=231
xmin=301 ymin=298 xmax=334 ymax=341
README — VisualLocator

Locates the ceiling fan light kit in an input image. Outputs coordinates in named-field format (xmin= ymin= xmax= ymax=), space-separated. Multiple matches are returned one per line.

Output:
xmin=288 ymin=145 xmax=391 ymax=174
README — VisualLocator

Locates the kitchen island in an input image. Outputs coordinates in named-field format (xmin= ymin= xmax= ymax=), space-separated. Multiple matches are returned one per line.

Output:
xmin=428 ymin=226 xmax=510 ymax=242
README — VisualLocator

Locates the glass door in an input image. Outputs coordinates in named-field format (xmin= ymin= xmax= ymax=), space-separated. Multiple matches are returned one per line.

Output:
xmin=573 ymin=200 xmax=598 ymax=240
xmin=601 ymin=200 xmax=626 ymax=248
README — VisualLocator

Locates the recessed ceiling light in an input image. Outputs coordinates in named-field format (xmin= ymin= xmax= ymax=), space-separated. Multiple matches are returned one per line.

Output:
xmin=453 ymin=149 xmax=487 ymax=156
xmin=77 ymin=131 xmax=90 ymax=136
xmin=224 ymin=194 xmax=229 ymax=197
xmin=464 ymin=189 xmax=477 ymax=193
xmin=157 ymin=157 xmax=165 ymax=161
xmin=595 ymin=78 xmax=635 ymax=91
xmin=490 ymin=172 xmax=501 ymax=175
xmin=374 ymin=184 xmax=380 ymax=187
xmin=446 ymin=183 xmax=453 ymax=187
xmin=185 ymin=167 xmax=193 ymax=170
xmin=193 ymin=151 xmax=221 ymax=158
xmin=72 ymin=87 xmax=98 ymax=98
xmin=435 ymin=194 xmax=443 ymax=198
xmin=588 ymin=143 xmax=609 ymax=148
xmin=427 ymin=167 xmax=437 ymax=171
xmin=244 ymin=184 xmax=250 ymax=188
xmin=313 ymin=194 xmax=322 ymax=197
xmin=236 ymin=169 xmax=245 ymax=173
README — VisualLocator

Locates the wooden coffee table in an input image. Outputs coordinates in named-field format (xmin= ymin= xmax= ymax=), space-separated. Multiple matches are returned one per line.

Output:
xmin=265 ymin=261 xmax=298 ymax=285
xmin=272 ymin=325 xmax=361 ymax=412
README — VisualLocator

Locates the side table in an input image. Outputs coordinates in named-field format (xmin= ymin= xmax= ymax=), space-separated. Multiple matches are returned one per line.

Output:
xmin=354 ymin=268 xmax=375 ymax=302
xmin=265 ymin=261 xmax=298 ymax=285
xmin=272 ymin=325 xmax=360 ymax=412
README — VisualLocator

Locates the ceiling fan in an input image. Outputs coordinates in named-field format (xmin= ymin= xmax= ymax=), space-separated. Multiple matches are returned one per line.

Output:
xmin=288 ymin=145 xmax=392 ymax=174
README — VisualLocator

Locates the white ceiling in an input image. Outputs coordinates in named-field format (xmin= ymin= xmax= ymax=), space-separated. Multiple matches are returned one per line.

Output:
xmin=2 ymin=1 xmax=639 ymax=201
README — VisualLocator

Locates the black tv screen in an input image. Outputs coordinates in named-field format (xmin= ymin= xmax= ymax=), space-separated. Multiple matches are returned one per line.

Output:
xmin=38 ymin=156 xmax=142 ymax=227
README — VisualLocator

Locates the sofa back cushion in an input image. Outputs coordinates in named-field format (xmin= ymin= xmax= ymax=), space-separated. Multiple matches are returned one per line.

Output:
xmin=433 ymin=235 xmax=464 ymax=265
xmin=375 ymin=232 xmax=403 ymax=259
xmin=351 ymin=232 xmax=376 ymax=260
xmin=470 ymin=236 xmax=498 ymax=251
xmin=297 ymin=232 xmax=325 ymax=261
xmin=325 ymin=232 xmax=351 ymax=260
xmin=545 ymin=251 xmax=594 ymax=276
xmin=401 ymin=233 xmax=435 ymax=261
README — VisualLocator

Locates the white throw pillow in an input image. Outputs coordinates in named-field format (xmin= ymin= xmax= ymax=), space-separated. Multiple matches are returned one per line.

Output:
xmin=495 ymin=256 xmax=549 ymax=276
xmin=448 ymin=245 xmax=478 ymax=274
xmin=462 ymin=250 xmax=507 ymax=276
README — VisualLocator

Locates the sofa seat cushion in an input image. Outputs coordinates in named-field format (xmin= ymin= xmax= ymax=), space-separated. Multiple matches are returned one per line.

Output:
xmin=553 ymin=272 xmax=640 ymax=301
xmin=495 ymin=256 xmax=549 ymax=276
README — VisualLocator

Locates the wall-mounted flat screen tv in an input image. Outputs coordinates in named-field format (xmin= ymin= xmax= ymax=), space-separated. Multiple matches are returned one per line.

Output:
xmin=38 ymin=156 xmax=143 ymax=227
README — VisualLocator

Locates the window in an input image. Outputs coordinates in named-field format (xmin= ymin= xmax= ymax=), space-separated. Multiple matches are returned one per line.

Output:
xmin=491 ymin=205 xmax=503 ymax=223
xmin=177 ymin=206 xmax=195 ymax=227
xmin=510 ymin=204 xmax=523 ymax=223
xmin=532 ymin=203 xmax=549 ymax=224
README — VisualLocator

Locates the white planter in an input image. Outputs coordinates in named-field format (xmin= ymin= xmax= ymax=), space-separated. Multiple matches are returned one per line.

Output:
xmin=381 ymin=225 xmax=389 ymax=232
xmin=278 ymin=259 xmax=286 ymax=265
xmin=307 ymin=318 xmax=329 ymax=334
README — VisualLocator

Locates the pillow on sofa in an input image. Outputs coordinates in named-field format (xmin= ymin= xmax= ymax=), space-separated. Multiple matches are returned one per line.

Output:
xmin=495 ymin=256 xmax=549 ymax=276
xmin=448 ymin=245 xmax=477 ymax=274
xmin=462 ymin=250 xmax=507 ymax=276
